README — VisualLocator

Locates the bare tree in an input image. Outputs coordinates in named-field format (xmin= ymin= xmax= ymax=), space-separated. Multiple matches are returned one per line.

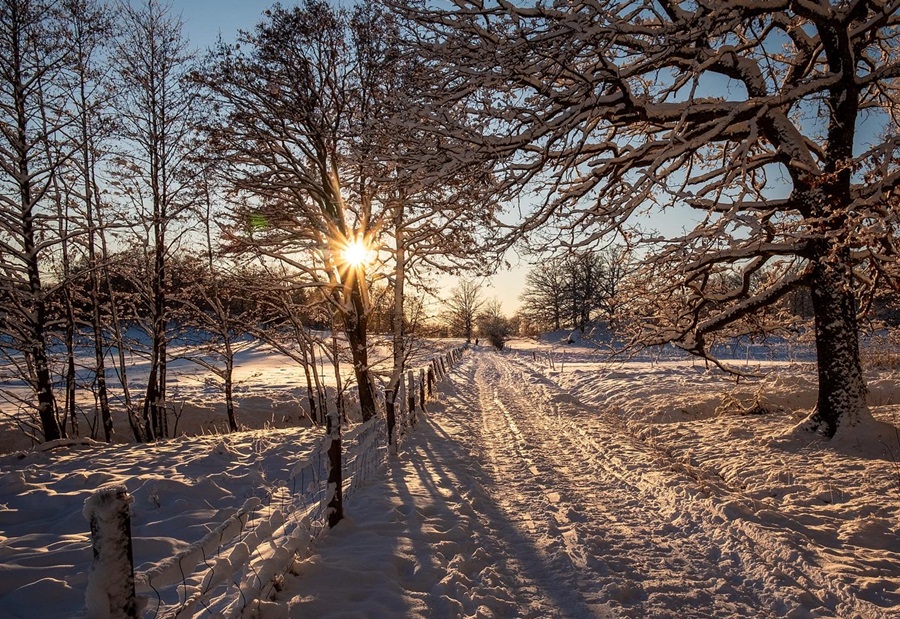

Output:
xmin=519 ymin=247 xmax=632 ymax=334
xmin=173 ymin=172 xmax=255 ymax=433
xmin=361 ymin=5 xmax=503 ymax=429
xmin=476 ymin=298 xmax=514 ymax=349
xmin=444 ymin=278 xmax=484 ymax=342
xmin=60 ymin=0 xmax=117 ymax=441
xmin=397 ymin=0 xmax=900 ymax=438
xmin=595 ymin=246 xmax=633 ymax=329
xmin=199 ymin=0 xmax=403 ymax=423
xmin=0 ymin=0 xmax=78 ymax=442
xmin=519 ymin=257 xmax=567 ymax=332
xmin=112 ymin=0 xmax=200 ymax=440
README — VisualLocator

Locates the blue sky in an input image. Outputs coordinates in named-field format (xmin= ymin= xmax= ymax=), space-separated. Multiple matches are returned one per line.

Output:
xmin=172 ymin=0 xmax=271 ymax=50
xmin=172 ymin=1 xmax=892 ymax=317
xmin=171 ymin=0 xmax=530 ymax=312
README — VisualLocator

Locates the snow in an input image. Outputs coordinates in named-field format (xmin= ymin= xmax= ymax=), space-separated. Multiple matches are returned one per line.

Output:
xmin=0 ymin=336 xmax=464 ymax=453
xmin=82 ymin=485 xmax=137 ymax=619
xmin=2 ymin=339 xmax=899 ymax=618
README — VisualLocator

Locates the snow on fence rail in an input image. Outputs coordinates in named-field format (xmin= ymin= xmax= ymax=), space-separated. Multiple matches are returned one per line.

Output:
xmin=82 ymin=345 xmax=467 ymax=619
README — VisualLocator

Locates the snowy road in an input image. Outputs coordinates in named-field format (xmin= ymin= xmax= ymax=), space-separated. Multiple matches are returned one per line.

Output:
xmin=284 ymin=349 xmax=894 ymax=618
xmin=468 ymin=352 xmax=773 ymax=617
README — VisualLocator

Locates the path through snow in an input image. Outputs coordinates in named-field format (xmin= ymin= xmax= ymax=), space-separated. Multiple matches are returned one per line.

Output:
xmin=279 ymin=350 xmax=892 ymax=618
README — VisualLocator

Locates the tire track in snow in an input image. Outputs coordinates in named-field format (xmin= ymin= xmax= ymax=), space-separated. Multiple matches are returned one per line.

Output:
xmin=469 ymin=351 xmax=789 ymax=618
xmin=420 ymin=353 xmax=604 ymax=618
xmin=494 ymin=351 xmax=891 ymax=619
xmin=471 ymin=357 xmax=614 ymax=617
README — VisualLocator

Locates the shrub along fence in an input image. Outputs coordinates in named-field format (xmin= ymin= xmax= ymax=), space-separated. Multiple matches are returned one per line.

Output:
xmin=82 ymin=345 xmax=468 ymax=619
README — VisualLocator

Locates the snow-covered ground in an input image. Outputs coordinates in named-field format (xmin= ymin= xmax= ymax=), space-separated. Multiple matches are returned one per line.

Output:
xmin=0 ymin=335 xmax=463 ymax=453
xmin=1 ymin=337 xmax=899 ymax=618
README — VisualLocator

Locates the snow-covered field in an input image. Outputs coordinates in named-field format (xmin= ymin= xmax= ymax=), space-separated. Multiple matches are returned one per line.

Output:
xmin=1 ymin=336 xmax=899 ymax=618
xmin=0 ymin=335 xmax=463 ymax=453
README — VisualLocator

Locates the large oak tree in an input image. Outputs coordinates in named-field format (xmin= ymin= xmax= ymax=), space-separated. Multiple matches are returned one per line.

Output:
xmin=396 ymin=0 xmax=900 ymax=438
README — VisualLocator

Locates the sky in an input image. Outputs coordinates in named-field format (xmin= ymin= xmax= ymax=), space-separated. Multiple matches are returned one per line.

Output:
xmin=171 ymin=0 xmax=271 ymax=50
xmin=170 ymin=0 xmax=532 ymax=314
xmin=169 ymin=0 xmax=890 ymax=319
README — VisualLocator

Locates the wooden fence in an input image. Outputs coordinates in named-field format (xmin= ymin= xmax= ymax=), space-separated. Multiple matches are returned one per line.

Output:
xmin=82 ymin=345 xmax=467 ymax=619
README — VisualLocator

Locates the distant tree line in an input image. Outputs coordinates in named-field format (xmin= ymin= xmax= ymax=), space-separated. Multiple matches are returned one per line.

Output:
xmin=518 ymin=247 xmax=632 ymax=334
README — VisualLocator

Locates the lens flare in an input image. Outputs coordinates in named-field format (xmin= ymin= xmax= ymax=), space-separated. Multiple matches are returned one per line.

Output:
xmin=342 ymin=238 xmax=371 ymax=267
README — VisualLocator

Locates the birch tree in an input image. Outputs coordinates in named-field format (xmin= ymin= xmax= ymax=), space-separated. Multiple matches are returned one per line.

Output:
xmin=396 ymin=0 xmax=900 ymax=438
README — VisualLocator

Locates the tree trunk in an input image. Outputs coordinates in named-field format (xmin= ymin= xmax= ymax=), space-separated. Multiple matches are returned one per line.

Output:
xmin=100 ymin=216 xmax=140 ymax=442
xmin=142 ymin=364 xmax=160 ymax=441
xmin=33 ymin=347 xmax=62 ymax=442
xmin=299 ymin=340 xmax=319 ymax=425
xmin=20 ymin=167 xmax=60 ymax=442
xmin=306 ymin=337 xmax=327 ymax=425
xmin=64 ymin=305 xmax=78 ymax=437
xmin=343 ymin=282 xmax=377 ymax=422
xmin=224 ymin=348 xmax=237 ymax=432
xmin=331 ymin=328 xmax=346 ymax=424
xmin=143 ymin=224 xmax=168 ymax=440
xmin=10 ymin=21 xmax=61 ymax=442
xmin=801 ymin=259 xmax=869 ymax=437
xmin=75 ymin=17 xmax=114 ymax=444
xmin=390 ymin=210 xmax=406 ymax=401
xmin=325 ymin=410 xmax=343 ymax=528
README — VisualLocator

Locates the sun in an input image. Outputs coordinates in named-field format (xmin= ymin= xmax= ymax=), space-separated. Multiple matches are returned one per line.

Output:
xmin=342 ymin=238 xmax=372 ymax=267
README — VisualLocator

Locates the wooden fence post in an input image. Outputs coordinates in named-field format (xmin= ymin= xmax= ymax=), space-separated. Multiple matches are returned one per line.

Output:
xmin=407 ymin=370 xmax=417 ymax=426
xmin=385 ymin=388 xmax=396 ymax=449
xmin=427 ymin=366 xmax=435 ymax=397
xmin=419 ymin=369 xmax=426 ymax=412
xmin=84 ymin=486 xmax=138 ymax=619
xmin=326 ymin=410 xmax=343 ymax=528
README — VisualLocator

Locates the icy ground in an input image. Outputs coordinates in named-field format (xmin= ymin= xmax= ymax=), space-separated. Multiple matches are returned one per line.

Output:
xmin=1 ymin=341 xmax=899 ymax=618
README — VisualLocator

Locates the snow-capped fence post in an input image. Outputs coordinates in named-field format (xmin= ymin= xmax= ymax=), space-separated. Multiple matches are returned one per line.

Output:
xmin=83 ymin=485 xmax=138 ymax=619
xmin=407 ymin=370 xmax=417 ymax=426
xmin=325 ymin=409 xmax=343 ymax=528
